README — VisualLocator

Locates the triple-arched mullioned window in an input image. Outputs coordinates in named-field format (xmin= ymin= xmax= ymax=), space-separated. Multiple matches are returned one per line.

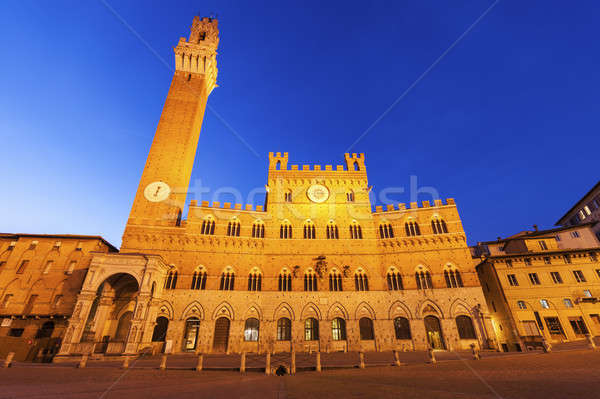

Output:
xmin=280 ymin=220 xmax=292 ymax=239
xmin=405 ymin=220 xmax=421 ymax=236
xmin=326 ymin=221 xmax=339 ymax=239
xmin=304 ymin=269 xmax=318 ymax=291
xmin=354 ymin=269 xmax=369 ymax=291
xmin=303 ymin=220 xmax=316 ymax=239
xmin=432 ymin=217 xmax=448 ymax=234
xmin=379 ymin=223 xmax=394 ymax=239
xmin=278 ymin=269 xmax=292 ymax=291
xmin=227 ymin=218 xmax=241 ymax=237
xmin=346 ymin=191 xmax=355 ymax=202
xmin=415 ymin=269 xmax=433 ymax=289
xmin=349 ymin=221 xmax=363 ymax=239
xmin=252 ymin=220 xmax=265 ymax=238
xmin=444 ymin=266 xmax=464 ymax=288
xmin=165 ymin=270 xmax=178 ymax=289
xmin=191 ymin=267 xmax=207 ymax=290
xmin=387 ymin=267 xmax=403 ymax=290
xmin=201 ymin=216 xmax=215 ymax=235
xmin=329 ymin=269 xmax=343 ymax=291
xmin=219 ymin=268 xmax=235 ymax=290
xmin=247 ymin=268 xmax=262 ymax=291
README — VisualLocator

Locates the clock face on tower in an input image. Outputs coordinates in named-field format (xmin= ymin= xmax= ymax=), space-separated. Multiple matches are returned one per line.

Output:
xmin=144 ymin=181 xmax=171 ymax=202
xmin=307 ymin=184 xmax=329 ymax=203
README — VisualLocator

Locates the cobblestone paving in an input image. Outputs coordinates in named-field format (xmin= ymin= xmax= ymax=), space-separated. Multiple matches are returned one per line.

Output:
xmin=1 ymin=349 xmax=599 ymax=398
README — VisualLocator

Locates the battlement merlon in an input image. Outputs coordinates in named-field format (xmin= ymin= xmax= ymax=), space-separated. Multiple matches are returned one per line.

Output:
xmin=174 ymin=16 xmax=219 ymax=92
xmin=268 ymin=152 xmax=367 ymax=175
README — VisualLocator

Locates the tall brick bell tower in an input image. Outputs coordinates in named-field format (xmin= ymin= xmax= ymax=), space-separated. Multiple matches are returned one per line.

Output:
xmin=122 ymin=16 xmax=219 ymax=250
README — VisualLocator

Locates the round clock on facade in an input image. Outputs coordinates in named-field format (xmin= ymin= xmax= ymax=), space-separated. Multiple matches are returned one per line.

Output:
xmin=144 ymin=181 xmax=171 ymax=202
xmin=307 ymin=184 xmax=329 ymax=203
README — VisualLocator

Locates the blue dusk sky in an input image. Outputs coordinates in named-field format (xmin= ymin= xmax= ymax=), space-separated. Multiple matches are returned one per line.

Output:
xmin=1 ymin=0 xmax=599 ymax=248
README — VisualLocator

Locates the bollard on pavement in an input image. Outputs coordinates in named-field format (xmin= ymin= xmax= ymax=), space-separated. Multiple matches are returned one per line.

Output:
xmin=265 ymin=352 xmax=271 ymax=375
xmin=393 ymin=350 xmax=403 ymax=366
xmin=542 ymin=338 xmax=552 ymax=353
xmin=359 ymin=351 xmax=365 ymax=369
xmin=77 ymin=354 xmax=88 ymax=369
xmin=428 ymin=347 xmax=437 ymax=364
xmin=240 ymin=351 xmax=246 ymax=374
xmin=586 ymin=334 xmax=597 ymax=350
xmin=291 ymin=349 xmax=296 ymax=375
xmin=159 ymin=354 xmax=167 ymax=370
xmin=122 ymin=356 xmax=131 ymax=369
xmin=196 ymin=354 xmax=203 ymax=371
xmin=3 ymin=352 xmax=15 ymax=368
xmin=316 ymin=351 xmax=321 ymax=372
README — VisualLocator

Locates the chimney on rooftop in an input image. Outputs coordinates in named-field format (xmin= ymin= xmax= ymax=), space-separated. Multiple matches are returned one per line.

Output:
xmin=533 ymin=224 xmax=538 ymax=232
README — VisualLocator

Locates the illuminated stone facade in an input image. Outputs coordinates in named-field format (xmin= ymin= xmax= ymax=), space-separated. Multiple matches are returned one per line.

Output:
xmin=43 ymin=16 xmax=494 ymax=358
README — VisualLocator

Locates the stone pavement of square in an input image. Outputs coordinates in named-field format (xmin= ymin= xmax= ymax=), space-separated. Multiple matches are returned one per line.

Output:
xmin=1 ymin=349 xmax=599 ymax=398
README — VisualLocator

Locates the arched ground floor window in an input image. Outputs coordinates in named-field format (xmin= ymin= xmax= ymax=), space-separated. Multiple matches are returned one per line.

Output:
xmin=277 ymin=318 xmax=291 ymax=341
xmin=456 ymin=315 xmax=477 ymax=339
xmin=331 ymin=318 xmax=346 ymax=341
xmin=244 ymin=318 xmax=260 ymax=341
xmin=359 ymin=317 xmax=374 ymax=340
xmin=304 ymin=318 xmax=319 ymax=341
xmin=183 ymin=317 xmax=200 ymax=351
xmin=393 ymin=317 xmax=411 ymax=340
xmin=424 ymin=315 xmax=445 ymax=349
xmin=152 ymin=316 xmax=169 ymax=342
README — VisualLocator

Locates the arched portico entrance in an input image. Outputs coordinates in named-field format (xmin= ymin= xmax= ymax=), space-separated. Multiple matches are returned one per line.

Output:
xmin=79 ymin=273 xmax=140 ymax=353
xmin=424 ymin=315 xmax=445 ymax=349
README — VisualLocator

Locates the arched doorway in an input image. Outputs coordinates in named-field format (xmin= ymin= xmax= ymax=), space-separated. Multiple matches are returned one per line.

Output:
xmin=424 ymin=315 xmax=445 ymax=349
xmin=115 ymin=311 xmax=133 ymax=341
xmin=152 ymin=316 xmax=169 ymax=342
xmin=212 ymin=317 xmax=230 ymax=352
xmin=183 ymin=318 xmax=201 ymax=351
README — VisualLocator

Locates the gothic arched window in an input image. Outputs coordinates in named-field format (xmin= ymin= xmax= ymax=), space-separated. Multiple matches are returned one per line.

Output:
xmin=432 ymin=217 xmax=448 ymax=234
xmin=304 ymin=270 xmax=318 ymax=291
xmin=252 ymin=220 xmax=265 ymax=238
xmin=456 ymin=315 xmax=476 ymax=339
xmin=278 ymin=269 xmax=292 ymax=292
xmin=277 ymin=317 xmax=291 ymax=341
xmin=329 ymin=270 xmax=343 ymax=291
xmin=405 ymin=221 xmax=421 ymax=236
xmin=303 ymin=220 xmax=316 ymax=239
xmin=219 ymin=269 xmax=235 ymax=290
xmin=244 ymin=318 xmax=260 ymax=341
xmin=349 ymin=221 xmax=363 ymax=239
xmin=415 ymin=270 xmax=433 ymax=289
xmin=304 ymin=318 xmax=319 ymax=341
xmin=379 ymin=223 xmax=394 ymax=239
xmin=247 ymin=269 xmax=262 ymax=291
xmin=165 ymin=270 xmax=178 ymax=290
xmin=354 ymin=270 xmax=369 ymax=291
xmin=326 ymin=221 xmax=339 ymax=239
xmin=394 ymin=317 xmax=412 ymax=340
xmin=201 ymin=216 xmax=215 ymax=235
xmin=444 ymin=267 xmax=464 ymax=288
xmin=280 ymin=221 xmax=292 ymax=239
xmin=227 ymin=218 xmax=241 ymax=237
xmin=191 ymin=268 xmax=207 ymax=290
xmin=387 ymin=268 xmax=403 ymax=291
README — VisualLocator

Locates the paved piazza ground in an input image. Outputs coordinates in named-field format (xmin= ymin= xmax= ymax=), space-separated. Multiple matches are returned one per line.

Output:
xmin=0 ymin=350 xmax=599 ymax=398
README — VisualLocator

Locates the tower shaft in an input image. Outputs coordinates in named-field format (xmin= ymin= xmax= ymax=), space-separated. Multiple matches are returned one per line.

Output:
xmin=122 ymin=17 xmax=219 ymax=249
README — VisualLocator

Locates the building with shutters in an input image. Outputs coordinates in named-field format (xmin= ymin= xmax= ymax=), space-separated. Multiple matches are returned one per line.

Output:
xmin=473 ymin=223 xmax=600 ymax=351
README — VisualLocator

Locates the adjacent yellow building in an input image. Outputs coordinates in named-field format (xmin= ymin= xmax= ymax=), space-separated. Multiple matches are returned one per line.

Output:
xmin=474 ymin=223 xmax=600 ymax=351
